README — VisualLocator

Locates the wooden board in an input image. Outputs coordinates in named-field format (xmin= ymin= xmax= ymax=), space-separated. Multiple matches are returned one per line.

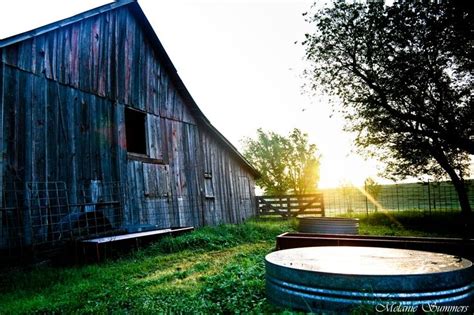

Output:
xmin=0 ymin=4 xmax=258 ymax=255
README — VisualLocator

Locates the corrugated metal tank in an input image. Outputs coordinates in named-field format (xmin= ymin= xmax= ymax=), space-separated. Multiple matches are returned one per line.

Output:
xmin=298 ymin=217 xmax=359 ymax=234
xmin=266 ymin=246 xmax=474 ymax=313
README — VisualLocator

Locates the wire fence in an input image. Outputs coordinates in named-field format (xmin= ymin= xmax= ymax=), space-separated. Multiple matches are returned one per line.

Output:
xmin=2 ymin=179 xmax=472 ymax=263
xmin=321 ymin=180 xmax=474 ymax=217
xmin=0 ymin=180 xmax=254 ymax=264
xmin=1 ymin=182 xmax=122 ymax=253
xmin=254 ymin=180 xmax=474 ymax=218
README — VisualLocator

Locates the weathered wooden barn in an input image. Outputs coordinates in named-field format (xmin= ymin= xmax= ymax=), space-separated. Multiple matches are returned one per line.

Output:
xmin=0 ymin=0 xmax=258 ymax=257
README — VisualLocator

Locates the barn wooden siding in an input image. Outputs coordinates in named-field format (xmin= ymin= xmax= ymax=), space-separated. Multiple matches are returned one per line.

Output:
xmin=0 ymin=3 xmax=256 ymax=247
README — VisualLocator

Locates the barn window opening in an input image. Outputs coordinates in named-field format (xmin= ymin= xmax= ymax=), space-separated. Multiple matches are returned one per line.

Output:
xmin=125 ymin=107 xmax=147 ymax=155
xmin=204 ymin=172 xmax=215 ymax=199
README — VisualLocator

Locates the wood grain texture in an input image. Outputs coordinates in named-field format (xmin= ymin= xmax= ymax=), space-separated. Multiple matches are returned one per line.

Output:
xmin=0 ymin=5 xmax=256 ymax=250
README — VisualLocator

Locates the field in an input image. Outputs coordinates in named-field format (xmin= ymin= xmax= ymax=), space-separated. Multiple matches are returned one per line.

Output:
xmin=0 ymin=212 xmax=469 ymax=314
xmin=322 ymin=179 xmax=474 ymax=216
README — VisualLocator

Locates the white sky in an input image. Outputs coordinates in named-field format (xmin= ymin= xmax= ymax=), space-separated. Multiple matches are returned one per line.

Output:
xmin=3 ymin=0 xmax=469 ymax=188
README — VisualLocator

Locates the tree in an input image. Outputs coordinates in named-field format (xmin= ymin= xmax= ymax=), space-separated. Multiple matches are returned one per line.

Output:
xmin=303 ymin=1 xmax=473 ymax=217
xmin=242 ymin=128 xmax=320 ymax=195
xmin=364 ymin=177 xmax=382 ymax=212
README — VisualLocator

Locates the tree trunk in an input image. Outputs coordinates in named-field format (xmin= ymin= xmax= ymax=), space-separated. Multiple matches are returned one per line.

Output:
xmin=435 ymin=159 xmax=472 ymax=216
xmin=449 ymin=175 xmax=472 ymax=213
xmin=429 ymin=145 xmax=472 ymax=238
xmin=450 ymin=177 xmax=472 ymax=239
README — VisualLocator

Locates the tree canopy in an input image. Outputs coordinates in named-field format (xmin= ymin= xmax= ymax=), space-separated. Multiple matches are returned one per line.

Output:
xmin=242 ymin=128 xmax=320 ymax=195
xmin=303 ymin=1 xmax=473 ymax=215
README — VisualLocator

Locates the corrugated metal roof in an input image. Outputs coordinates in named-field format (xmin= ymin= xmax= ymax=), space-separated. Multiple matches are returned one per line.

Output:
xmin=0 ymin=0 xmax=259 ymax=178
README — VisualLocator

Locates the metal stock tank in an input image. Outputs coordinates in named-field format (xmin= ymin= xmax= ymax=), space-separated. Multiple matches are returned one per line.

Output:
xmin=265 ymin=246 xmax=474 ymax=313
xmin=298 ymin=217 xmax=359 ymax=234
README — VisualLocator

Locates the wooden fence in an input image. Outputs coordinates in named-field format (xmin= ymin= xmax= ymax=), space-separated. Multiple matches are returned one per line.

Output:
xmin=256 ymin=194 xmax=325 ymax=217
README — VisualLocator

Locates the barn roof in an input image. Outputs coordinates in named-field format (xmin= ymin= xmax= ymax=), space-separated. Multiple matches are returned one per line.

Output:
xmin=0 ymin=0 xmax=259 ymax=178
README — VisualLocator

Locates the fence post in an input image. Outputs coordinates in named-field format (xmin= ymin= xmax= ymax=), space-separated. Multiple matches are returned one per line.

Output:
xmin=255 ymin=196 xmax=260 ymax=217
xmin=427 ymin=180 xmax=432 ymax=216
xmin=396 ymin=184 xmax=400 ymax=212
xmin=365 ymin=181 xmax=369 ymax=217
xmin=287 ymin=196 xmax=291 ymax=219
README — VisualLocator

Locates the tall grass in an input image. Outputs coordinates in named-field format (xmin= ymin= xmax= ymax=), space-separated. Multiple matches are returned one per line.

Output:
xmin=0 ymin=218 xmax=295 ymax=314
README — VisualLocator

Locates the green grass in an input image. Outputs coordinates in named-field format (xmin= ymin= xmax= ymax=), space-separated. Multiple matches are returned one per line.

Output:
xmin=0 ymin=213 xmax=467 ymax=314
xmin=356 ymin=211 xmax=470 ymax=237
xmin=0 ymin=219 xmax=295 ymax=314
xmin=322 ymin=179 xmax=474 ymax=215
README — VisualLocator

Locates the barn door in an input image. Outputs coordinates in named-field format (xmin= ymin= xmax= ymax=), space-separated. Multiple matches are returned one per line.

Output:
xmin=239 ymin=176 xmax=252 ymax=220
xmin=143 ymin=163 xmax=171 ymax=228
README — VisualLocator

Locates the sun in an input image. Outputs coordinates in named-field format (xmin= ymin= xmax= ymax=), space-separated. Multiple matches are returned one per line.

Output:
xmin=318 ymin=154 xmax=381 ymax=189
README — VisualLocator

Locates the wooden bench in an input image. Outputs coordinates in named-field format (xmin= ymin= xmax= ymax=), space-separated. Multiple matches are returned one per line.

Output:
xmin=80 ymin=226 xmax=194 ymax=262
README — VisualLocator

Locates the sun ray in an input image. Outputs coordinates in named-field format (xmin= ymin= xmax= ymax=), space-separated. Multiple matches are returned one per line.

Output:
xmin=355 ymin=185 xmax=403 ymax=227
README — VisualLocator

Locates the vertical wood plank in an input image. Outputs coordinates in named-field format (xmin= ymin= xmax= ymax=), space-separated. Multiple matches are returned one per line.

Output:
xmin=90 ymin=17 xmax=100 ymax=95
xmin=103 ymin=98 xmax=114 ymax=183
xmin=55 ymin=29 xmax=64 ymax=83
xmin=114 ymin=102 xmax=127 ymax=185
xmin=46 ymin=80 xmax=58 ymax=182
xmin=125 ymin=160 xmax=137 ymax=225
xmin=20 ymin=70 xmax=33 ymax=245
xmin=146 ymin=113 xmax=164 ymax=160
xmin=0 ymin=61 xmax=4 ymax=207
xmin=0 ymin=6 xmax=259 ymax=237
xmin=31 ymin=75 xmax=46 ymax=182
xmin=98 ymin=14 xmax=108 ymax=97
xmin=68 ymin=87 xmax=79 ymax=204
xmin=111 ymin=10 xmax=118 ymax=100
xmin=134 ymin=160 xmax=144 ymax=223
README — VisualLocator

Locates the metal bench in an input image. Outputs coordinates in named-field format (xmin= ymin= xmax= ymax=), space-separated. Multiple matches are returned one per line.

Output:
xmin=80 ymin=226 xmax=194 ymax=262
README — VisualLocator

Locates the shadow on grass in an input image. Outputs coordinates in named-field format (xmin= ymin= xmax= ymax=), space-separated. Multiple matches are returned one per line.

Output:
xmin=356 ymin=211 xmax=472 ymax=238
xmin=1 ymin=213 xmax=470 ymax=314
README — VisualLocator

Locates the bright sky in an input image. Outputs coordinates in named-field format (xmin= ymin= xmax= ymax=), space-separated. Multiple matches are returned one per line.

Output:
xmin=4 ymin=0 xmax=469 ymax=188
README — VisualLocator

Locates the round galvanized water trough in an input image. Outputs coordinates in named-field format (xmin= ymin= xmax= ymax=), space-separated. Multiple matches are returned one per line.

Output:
xmin=266 ymin=246 xmax=474 ymax=313
xmin=298 ymin=217 xmax=359 ymax=234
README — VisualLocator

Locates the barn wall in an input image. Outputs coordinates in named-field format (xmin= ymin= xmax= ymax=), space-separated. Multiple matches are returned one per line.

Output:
xmin=0 ymin=6 xmax=256 ymax=249
xmin=200 ymin=130 xmax=257 ymax=226
xmin=0 ymin=61 xmax=4 ymax=248
xmin=0 ymin=8 xmax=196 ymax=125
xmin=0 ymin=61 xmax=4 ymax=201
xmin=1 ymin=65 xmax=119 ymax=187
xmin=124 ymin=119 xmax=206 ymax=229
